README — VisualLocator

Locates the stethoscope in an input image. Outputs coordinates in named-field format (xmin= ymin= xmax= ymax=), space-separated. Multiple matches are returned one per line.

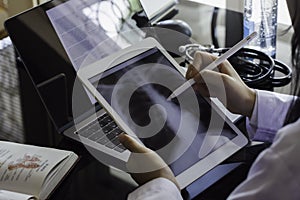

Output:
xmin=179 ymin=43 xmax=293 ymax=88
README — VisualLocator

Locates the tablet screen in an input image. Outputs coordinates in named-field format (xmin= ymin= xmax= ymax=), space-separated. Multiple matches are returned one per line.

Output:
xmin=88 ymin=47 xmax=237 ymax=175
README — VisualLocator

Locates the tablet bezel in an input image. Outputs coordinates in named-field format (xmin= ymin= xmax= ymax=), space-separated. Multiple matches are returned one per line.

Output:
xmin=77 ymin=37 xmax=249 ymax=189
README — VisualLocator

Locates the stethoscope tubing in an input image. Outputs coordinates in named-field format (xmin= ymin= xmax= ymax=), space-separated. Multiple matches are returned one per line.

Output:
xmin=180 ymin=44 xmax=292 ymax=88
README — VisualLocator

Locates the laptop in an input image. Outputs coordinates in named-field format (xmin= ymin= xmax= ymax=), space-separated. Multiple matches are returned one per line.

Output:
xmin=5 ymin=0 xmax=248 ymax=189
xmin=139 ymin=0 xmax=178 ymax=25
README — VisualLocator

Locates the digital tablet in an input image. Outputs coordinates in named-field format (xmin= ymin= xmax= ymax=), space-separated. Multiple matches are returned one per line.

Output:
xmin=77 ymin=37 xmax=248 ymax=189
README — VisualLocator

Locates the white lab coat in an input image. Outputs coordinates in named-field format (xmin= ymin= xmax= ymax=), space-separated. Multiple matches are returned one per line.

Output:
xmin=128 ymin=90 xmax=300 ymax=199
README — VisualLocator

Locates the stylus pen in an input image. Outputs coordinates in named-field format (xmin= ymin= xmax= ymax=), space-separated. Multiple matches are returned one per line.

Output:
xmin=167 ymin=31 xmax=258 ymax=100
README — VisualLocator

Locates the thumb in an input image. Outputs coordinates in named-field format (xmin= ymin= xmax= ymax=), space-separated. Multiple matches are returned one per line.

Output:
xmin=195 ymin=51 xmax=216 ymax=71
xmin=118 ymin=134 xmax=149 ymax=153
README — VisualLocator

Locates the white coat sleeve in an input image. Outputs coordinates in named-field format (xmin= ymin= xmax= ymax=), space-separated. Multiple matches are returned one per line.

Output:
xmin=246 ymin=89 xmax=295 ymax=142
xmin=228 ymin=119 xmax=300 ymax=199
xmin=128 ymin=178 xmax=183 ymax=200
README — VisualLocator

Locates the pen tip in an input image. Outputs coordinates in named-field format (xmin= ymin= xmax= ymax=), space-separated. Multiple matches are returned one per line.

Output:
xmin=167 ymin=94 xmax=174 ymax=101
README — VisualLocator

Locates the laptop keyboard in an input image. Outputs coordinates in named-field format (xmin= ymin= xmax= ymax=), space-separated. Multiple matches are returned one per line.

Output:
xmin=75 ymin=113 xmax=126 ymax=153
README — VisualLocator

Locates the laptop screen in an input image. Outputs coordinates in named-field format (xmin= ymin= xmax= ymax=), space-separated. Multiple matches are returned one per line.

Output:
xmin=5 ymin=0 xmax=144 ymax=133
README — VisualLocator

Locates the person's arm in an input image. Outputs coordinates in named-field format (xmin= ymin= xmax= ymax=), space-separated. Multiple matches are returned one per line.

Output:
xmin=128 ymin=178 xmax=183 ymax=200
xmin=246 ymin=89 xmax=295 ymax=142
xmin=118 ymin=134 xmax=182 ymax=200
xmin=228 ymin=119 xmax=300 ymax=199
xmin=186 ymin=51 xmax=295 ymax=142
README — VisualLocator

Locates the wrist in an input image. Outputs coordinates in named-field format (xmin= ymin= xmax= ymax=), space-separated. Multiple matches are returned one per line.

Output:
xmin=244 ymin=88 xmax=256 ymax=118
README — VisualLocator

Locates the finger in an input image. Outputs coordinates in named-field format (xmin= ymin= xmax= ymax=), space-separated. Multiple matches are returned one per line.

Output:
xmin=192 ymin=51 xmax=217 ymax=69
xmin=217 ymin=61 xmax=241 ymax=79
xmin=192 ymin=51 xmax=203 ymax=71
xmin=199 ymin=69 xmax=231 ymax=100
xmin=198 ymin=69 xmax=229 ymax=84
xmin=193 ymin=83 xmax=211 ymax=97
xmin=194 ymin=69 xmax=228 ymax=92
xmin=186 ymin=64 xmax=199 ymax=79
xmin=186 ymin=51 xmax=215 ymax=79
xmin=118 ymin=134 xmax=149 ymax=153
xmin=196 ymin=52 xmax=239 ymax=78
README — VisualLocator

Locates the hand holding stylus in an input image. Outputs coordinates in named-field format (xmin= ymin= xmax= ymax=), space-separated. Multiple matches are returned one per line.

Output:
xmin=167 ymin=31 xmax=258 ymax=100
xmin=184 ymin=45 xmax=257 ymax=118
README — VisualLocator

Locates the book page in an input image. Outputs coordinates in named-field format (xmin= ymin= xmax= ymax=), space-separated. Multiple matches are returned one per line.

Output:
xmin=0 ymin=190 xmax=36 ymax=200
xmin=0 ymin=141 xmax=71 ymax=197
